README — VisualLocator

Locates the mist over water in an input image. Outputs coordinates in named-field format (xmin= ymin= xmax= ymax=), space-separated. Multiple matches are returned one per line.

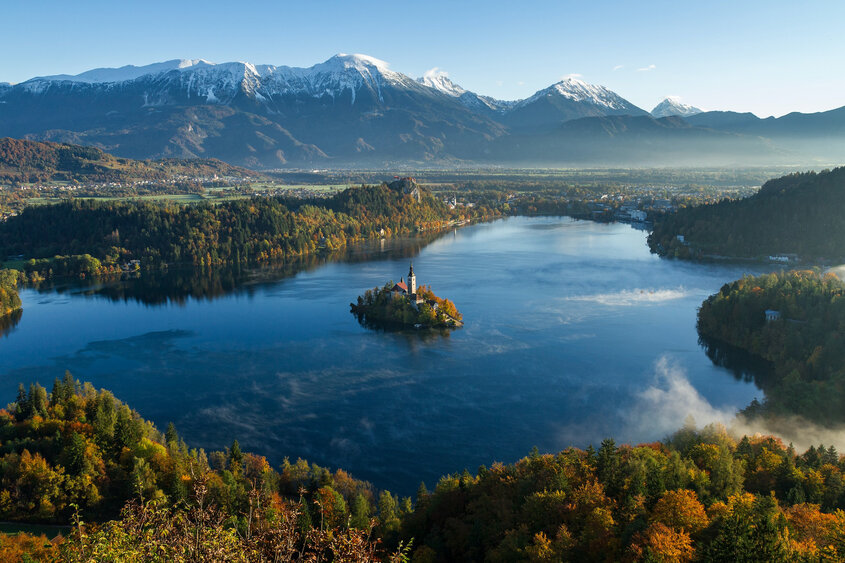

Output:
xmin=0 ymin=217 xmax=776 ymax=494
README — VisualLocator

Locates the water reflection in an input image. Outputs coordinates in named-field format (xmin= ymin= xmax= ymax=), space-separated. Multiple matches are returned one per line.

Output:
xmin=352 ymin=313 xmax=453 ymax=343
xmin=698 ymin=334 xmax=775 ymax=390
xmin=0 ymin=217 xmax=769 ymax=495
xmin=27 ymin=231 xmax=448 ymax=307
xmin=0 ymin=309 xmax=22 ymax=338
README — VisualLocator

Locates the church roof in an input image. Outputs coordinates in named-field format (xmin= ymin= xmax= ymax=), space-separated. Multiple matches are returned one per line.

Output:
xmin=393 ymin=281 xmax=408 ymax=292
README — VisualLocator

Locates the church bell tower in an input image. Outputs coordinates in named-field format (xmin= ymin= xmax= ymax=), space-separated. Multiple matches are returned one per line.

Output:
xmin=408 ymin=262 xmax=416 ymax=296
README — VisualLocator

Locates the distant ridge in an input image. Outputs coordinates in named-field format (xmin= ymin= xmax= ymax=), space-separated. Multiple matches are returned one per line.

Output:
xmin=0 ymin=137 xmax=255 ymax=184
xmin=1 ymin=54 xmax=844 ymax=167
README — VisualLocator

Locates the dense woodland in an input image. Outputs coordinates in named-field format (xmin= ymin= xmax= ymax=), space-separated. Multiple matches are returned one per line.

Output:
xmin=0 ymin=375 xmax=410 ymax=560
xmin=351 ymin=283 xmax=462 ymax=329
xmin=0 ymin=268 xmax=21 ymax=317
xmin=648 ymin=167 xmax=845 ymax=260
xmin=5 ymin=379 xmax=845 ymax=561
xmin=0 ymin=180 xmax=499 ymax=277
xmin=698 ymin=270 xmax=845 ymax=424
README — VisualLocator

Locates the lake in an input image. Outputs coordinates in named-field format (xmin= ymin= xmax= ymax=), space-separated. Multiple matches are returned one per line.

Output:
xmin=0 ymin=216 xmax=768 ymax=495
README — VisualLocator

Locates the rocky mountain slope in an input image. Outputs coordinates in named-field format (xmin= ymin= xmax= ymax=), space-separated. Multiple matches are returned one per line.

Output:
xmin=1 ymin=54 xmax=842 ymax=167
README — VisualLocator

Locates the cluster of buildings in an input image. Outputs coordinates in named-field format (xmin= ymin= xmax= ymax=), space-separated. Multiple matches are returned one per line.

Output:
xmin=391 ymin=263 xmax=424 ymax=305
xmin=390 ymin=263 xmax=447 ymax=316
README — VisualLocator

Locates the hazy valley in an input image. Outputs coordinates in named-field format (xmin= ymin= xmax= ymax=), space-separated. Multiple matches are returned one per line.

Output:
xmin=2 ymin=55 xmax=844 ymax=169
xmin=3 ymin=4 xmax=845 ymax=559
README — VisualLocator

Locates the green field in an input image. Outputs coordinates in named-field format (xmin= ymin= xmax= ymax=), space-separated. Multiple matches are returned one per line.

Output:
xmin=248 ymin=182 xmax=350 ymax=192
xmin=22 ymin=183 xmax=349 ymax=207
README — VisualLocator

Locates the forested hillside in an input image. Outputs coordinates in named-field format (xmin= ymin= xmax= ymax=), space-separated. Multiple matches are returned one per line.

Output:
xmin=406 ymin=430 xmax=845 ymax=562
xmin=0 ymin=180 xmax=496 ymax=276
xmin=0 ymin=268 xmax=21 ymax=317
xmin=0 ymin=138 xmax=256 ymax=184
xmin=698 ymin=270 xmax=845 ymax=423
xmin=648 ymin=167 xmax=845 ymax=260
xmin=5 ymin=377 xmax=845 ymax=561
xmin=0 ymin=375 xmax=407 ymax=560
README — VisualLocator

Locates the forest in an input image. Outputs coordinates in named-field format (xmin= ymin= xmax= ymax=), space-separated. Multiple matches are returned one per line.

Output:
xmin=697 ymin=270 xmax=845 ymax=423
xmin=0 ymin=268 xmax=22 ymax=318
xmin=0 ymin=180 xmax=500 ymax=278
xmin=351 ymin=283 xmax=462 ymax=329
xmin=0 ymin=138 xmax=255 ymax=185
xmin=4 ymin=378 xmax=845 ymax=561
xmin=648 ymin=167 xmax=845 ymax=261
xmin=0 ymin=375 xmax=410 ymax=560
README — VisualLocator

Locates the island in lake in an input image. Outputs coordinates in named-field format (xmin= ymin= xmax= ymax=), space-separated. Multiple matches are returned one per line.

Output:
xmin=351 ymin=263 xmax=463 ymax=329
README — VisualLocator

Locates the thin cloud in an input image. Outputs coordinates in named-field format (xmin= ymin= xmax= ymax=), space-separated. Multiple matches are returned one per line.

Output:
xmin=627 ymin=356 xmax=845 ymax=453
xmin=613 ymin=64 xmax=624 ymax=71
xmin=637 ymin=64 xmax=657 ymax=72
xmin=423 ymin=67 xmax=448 ymax=80
xmin=561 ymin=73 xmax=582 ymax=80
xmin=563 ymin=287 xmax=691 ymax=307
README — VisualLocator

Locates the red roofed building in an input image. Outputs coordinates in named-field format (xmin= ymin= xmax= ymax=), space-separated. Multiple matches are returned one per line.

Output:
xmin=391 ymin=263 xmax=423 ymax=304
xmin=392 ymin=279 xmax=408 ymax=294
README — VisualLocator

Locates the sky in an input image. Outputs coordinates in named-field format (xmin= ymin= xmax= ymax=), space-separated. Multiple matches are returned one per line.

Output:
xmin=2 ymin=0 xmax=844 ymax=117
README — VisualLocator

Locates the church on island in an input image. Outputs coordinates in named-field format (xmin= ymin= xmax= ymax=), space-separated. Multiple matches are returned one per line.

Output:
xmin=350 ymin=262 xmax=462 ymax=328
xmin=391 ymin=263 xmax=425 ymax=305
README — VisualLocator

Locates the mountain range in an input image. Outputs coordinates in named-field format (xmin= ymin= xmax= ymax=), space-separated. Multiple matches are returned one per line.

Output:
xmin=1 ymin=54 xmax=843 ymax=168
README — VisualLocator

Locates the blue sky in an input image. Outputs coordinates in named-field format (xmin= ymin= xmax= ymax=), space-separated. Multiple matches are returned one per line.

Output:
xmin=3 ymin=0 xmax=843 ymax=117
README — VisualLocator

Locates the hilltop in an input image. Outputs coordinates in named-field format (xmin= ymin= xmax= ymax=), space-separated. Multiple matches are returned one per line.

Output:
xmin=0 ymin=178 xmax=499 ymax=276
xmin=0 ymin=137 xmax=258 ymax=184
xmin=648 ymin=166 xmax=845 ymax=261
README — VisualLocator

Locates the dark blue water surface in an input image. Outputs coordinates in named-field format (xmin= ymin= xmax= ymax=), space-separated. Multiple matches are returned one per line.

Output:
xmin=0 ymin=217 xmax=768 ymax=494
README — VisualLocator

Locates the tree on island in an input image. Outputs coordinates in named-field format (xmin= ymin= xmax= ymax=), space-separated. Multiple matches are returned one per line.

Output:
xmin=351 ymin=264 xmax=462 ymax=329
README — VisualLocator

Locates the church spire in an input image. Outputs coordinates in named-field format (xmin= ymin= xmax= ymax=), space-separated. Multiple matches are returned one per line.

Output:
xmin=408 ymin=262 xmax=417 ymax=296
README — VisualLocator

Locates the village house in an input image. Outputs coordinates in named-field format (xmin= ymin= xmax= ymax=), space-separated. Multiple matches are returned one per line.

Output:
xmin=765 ymin=309 xmax=781 ymax=322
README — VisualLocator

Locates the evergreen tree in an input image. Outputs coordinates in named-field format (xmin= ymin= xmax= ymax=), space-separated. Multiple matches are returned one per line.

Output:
xmin=27 ymin=383 xmax=48 ymax=418
xmin=165 ymin=422 xmax=179 ymax=447
xmin=228 ymin=440 xmax=243 ymax=475
xmin=350 ymin=493 xmax=372 ymax=530
xmin=14 ymin=383 xmax=28 ymax=421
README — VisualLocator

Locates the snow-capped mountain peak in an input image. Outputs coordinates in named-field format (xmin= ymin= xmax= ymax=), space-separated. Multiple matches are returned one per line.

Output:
xmin=259 ymin=53 xmax=414 ymax=104
xmin=323 ymin=53 xmax=393 ymax=73
xmin=417 ymin=68 xmax=467 ymax=97
xmin=514 ymin=77 xmax=639 ymax=114
xmin=651 ymin=96 xmax=702 ymax=118
xmin=33 ymin=59 xmax=215 ymax=84
xmin=547 ymin=77 xmax=628 ymax=109
xmin=14 ymin=56 xmax=645 ymax=118
xmin=21 ymin=54 xmax=417 ymax=105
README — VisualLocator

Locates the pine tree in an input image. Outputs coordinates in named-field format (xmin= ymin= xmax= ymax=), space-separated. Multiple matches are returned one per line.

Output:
xmin=14 ymin=383 xmax=29 ymax=421
xmin=28 ymin=383 xmax=48 ymax=417
xmin=228 ymin=439 xmax=243 ymax=475
xmin=165 ymin=422 xmax=179 ymax=447
xmin=378 ymin=491 xmax=400 ymax=534
xmin=350 ymin=493 xmax=372 ymax=530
